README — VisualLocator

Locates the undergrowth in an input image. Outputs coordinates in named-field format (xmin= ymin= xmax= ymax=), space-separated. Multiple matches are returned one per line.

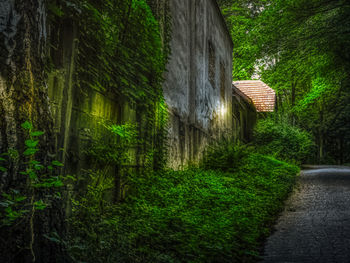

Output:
xmin=253 ymin=118 xmax=314 ymax=164
xmin=67 ymin=150 xmax=299 ymax=263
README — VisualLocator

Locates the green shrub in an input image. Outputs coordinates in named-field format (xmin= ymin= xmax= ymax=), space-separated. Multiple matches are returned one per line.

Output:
xmin=68 ymin=153 xmax=299 ymax=263
xmin=200 ymin=139 xmax=250 ymax=173
xmin=66 ymin=122 xmax=139 ymax=262
xmin=66 ymin=170 xmax=123 ymax=263
xmin=253 ymin=118 xmax=314 ymax=164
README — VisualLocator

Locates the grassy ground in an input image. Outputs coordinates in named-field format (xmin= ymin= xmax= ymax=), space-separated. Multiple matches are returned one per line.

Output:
xmin=87 ymin=153 xmax=299 ymax=263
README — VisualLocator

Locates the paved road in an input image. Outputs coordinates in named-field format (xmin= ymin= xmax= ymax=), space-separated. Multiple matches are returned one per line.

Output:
xmin=262 ymin=166 xmax=350 ymax=263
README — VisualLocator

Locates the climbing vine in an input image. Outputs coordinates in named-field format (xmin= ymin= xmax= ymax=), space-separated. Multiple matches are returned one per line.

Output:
xmin=49 ymin=0 xmax=171 ymax=168
xmin=0 ymin=121 xmax=64 ymax=261
xmin=0 ymin=1 xmax=171 ymax=260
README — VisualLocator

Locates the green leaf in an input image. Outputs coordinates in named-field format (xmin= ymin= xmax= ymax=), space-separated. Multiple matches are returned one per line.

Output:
xmin=53 ymin=180 xmax=64 ymax=187
xmin=0 ymin=157 xmax=6 ymax=161
xmin=34 ymin=164 xmax=44 ymax=170
xmin=34 ymin=200 xmax=46 ymax=210
xmin=34 ymin=176 xmax=63 ymax=188
xmin=54 ymin=192 xmax=62 ymax=199
xmin=28 ymin=170 xmax=38 ymax=181
xmin=0 ymin=166 xmax=7 ymax=172
xmin=52 ymin=160 xmax=64 ymax=167
xmin=28 ymin=160 xmax=44 ymax=170
xmin=23 ymin=148 xmax=39 ymax=156
xmin=30 ymin=131 xmax=45 ymax=137
xmin=25 ymin=140 xmax=39 ymax=148
xmin=63 ymin=175 xmax=77 ymax=181
xmin=48 ymin=165 xmax=53 ymax=170
xmin=21 ymin=121 xmax=32 ymax=130
xmin=2 ymin=193 xmax=11 ymax=199
xmin=15 ymin=196 xmax=27 ymax=202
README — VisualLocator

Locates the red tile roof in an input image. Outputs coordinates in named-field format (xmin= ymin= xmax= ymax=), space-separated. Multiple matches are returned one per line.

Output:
xmin=233 ymin=80 xmax=276 ymax=112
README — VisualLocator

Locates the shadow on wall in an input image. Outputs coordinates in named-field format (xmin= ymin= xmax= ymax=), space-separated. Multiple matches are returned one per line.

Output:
xmin=232 ymin=86 xmax=257 ymax=143
xmin=163 ymin=0 xmax=234 ymax=168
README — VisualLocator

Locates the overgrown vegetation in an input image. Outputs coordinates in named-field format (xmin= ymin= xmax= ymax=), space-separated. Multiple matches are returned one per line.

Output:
xmin=49 ymin=0 xmax=170 ymax=168
xmin=218 ymin=0 xmax=350 ymax=164
xmin=47 ymin=2 xmax=301 ymax=261
xmin=0 ymin=122 xmax=63 ymax=226
xmin=0 ymin=122 xmax=64 ymax=261
xmin=253 ymin=118 xmax=315 ymax=164
xmin=1 ymin=120 xmax=300 ymax=262
xmin=1 ymin=1 xmax=311 ymax=262
xmin=1 ymin=1 xmax=170 ymax=260
xmin=200 ymin=140 xmax=250 ymax=173
xmin=62 ymin=137 xmax=299 ymax=262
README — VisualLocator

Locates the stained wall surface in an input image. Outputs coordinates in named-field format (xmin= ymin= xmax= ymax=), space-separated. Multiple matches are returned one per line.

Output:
xmin=232 ymin=87 xmax=257 ymax=143
xmin=47 ymin=1 xmax=234 ymax=171
xmin=47 ymin=21 xmax=137 ymax=203
xmin=163 ymin=0 xmax=233 ymax=168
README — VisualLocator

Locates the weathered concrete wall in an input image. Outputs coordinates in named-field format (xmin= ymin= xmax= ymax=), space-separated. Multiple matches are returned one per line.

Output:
xmin=232 ymin=87 xmax=257 ymax=143
xmin=47 ymin=1 xmax=235 ymax=171
xmin=47 ymin=20 xmax=137 ymax=178
xmin=164 ymin=0 xmax=233 ymax=168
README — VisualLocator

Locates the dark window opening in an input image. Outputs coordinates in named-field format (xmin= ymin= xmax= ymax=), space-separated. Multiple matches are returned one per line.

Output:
xmin=220 ymin=62 xmax=226 ymax=101
xmin=208 ymin=41 xmax=215 ymax=88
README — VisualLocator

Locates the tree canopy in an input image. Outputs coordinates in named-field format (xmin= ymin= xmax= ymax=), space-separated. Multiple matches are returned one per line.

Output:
xmin=219 ymin=0 xmax=350 ymax=163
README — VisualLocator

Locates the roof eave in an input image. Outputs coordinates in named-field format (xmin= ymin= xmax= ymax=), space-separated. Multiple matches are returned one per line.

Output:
xmin=212 ymin=0 xmax=234 ymax=48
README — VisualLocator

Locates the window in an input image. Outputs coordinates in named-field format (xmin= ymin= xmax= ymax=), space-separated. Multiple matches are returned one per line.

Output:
xmin=208 ymin=41 xmax=215 ymax=88
xmin=220 ymin=62 xmax=226 ymax=101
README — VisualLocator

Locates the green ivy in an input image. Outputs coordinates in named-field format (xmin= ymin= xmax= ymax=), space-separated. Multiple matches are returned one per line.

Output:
xmin=49 ymin=0 xmax=170 ymax=169
xmin=0 ymin=122 xmax=63 ymax=226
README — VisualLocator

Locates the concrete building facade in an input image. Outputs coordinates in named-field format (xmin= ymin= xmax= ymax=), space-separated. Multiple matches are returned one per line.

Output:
xmin=232 ymin=86 xmax=257 ymax=143
xmin=45 ymin=1 xmax=234 ymax=172
xmin=164 ymin=0 xmax=234 ymax=168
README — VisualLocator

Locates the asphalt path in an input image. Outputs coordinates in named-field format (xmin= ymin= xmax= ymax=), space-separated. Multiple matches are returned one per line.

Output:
xmin=262 ymin=166 xmax=350 ymax=263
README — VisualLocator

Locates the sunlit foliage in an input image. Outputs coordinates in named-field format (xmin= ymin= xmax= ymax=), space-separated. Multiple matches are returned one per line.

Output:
xmin=219 ymin=0 xmax=350 ymax=163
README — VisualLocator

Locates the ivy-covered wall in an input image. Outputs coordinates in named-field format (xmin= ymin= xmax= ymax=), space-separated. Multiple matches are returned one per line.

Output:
xmin=39 ymin=1 xmax=170 ymax=211
xmin=46 ymin=0 xmax=167 ymax=174
xmin=47 ymin=20 xmax=138 ymax=175
xmin=0 ymin=0 xmax=247 ymax=260
xmin=46 ymin=0 xmax=234 ymax=171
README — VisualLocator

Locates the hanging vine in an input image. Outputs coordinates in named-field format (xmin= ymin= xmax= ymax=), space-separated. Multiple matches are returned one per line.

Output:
xmin=48 ymin=0 xmax=172 ymax=168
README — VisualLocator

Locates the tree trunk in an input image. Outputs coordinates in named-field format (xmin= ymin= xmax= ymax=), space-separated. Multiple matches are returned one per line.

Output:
xmin=0 ymin=1 xmax=66 ymax=262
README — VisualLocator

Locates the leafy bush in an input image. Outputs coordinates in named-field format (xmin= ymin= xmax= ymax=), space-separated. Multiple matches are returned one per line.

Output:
xmin=201 ymin=139 xmax=250 ymax=173
xmin=66 ymin=122 xmax=139 ymax=262
xmin=66 ymin=170 xmax=122 ymax=263
xmin=85 ymin=122 xmax=138 ymax=168
xmin=253 ymin=118 xmax=314 ymax=164
xmin=67 ymin=153 xmax=298 ymax=263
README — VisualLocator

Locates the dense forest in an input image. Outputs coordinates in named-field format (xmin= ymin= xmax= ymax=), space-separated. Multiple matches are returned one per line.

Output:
xmin=219 ymin=0 xmax=350 ymax=164
xmin=0 ymin=0 xmax=349 ymax=262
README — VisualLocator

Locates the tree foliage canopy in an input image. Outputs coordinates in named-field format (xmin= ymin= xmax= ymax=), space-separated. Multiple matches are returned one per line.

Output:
xmin=54 ymin=0 xmax=167 ymax=106
xmin=219 ymin=0 xmax=350 ymax=163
